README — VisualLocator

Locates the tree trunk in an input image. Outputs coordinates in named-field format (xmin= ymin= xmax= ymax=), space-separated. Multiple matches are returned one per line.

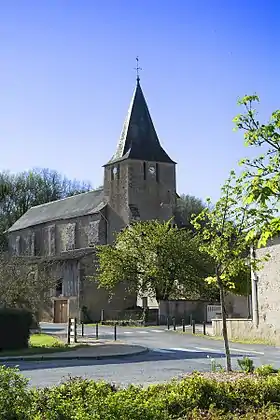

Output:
xmin=217 ymin=271 xmax=232 ymax=372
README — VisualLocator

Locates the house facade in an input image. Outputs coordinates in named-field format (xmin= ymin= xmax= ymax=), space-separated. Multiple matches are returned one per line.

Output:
xmin=252 ymin=236 xmax=280 ymax=342
xmin=8 ymin=77 xmax=177 ymax=323
xmin=213 ymin=236 xmax=280 ymax=344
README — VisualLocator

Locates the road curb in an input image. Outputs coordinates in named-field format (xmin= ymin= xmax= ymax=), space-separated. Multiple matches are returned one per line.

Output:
xmin=0 ymin=346 xmax=149 ymax=362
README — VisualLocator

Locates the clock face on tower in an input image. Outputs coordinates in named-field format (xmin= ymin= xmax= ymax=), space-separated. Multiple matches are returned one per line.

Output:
xmin=149 ymin=165 xmax=156 ymax=175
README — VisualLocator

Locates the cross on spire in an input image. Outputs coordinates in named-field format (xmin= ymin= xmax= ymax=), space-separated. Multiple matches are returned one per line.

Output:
xmin=134 ymin=56 xmax=142 ymax=82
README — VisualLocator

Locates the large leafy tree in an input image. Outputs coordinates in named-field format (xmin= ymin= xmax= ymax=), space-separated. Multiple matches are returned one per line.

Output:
xmin=174 ymin=194 xmax=205 ymax=231
xmin=0 ymin=254 xmax=60 ymax=319
xmin=192 ymin=173 xmax=265 ymax=372
xmin=233 ymin=95 xmax=280 ymax=245
xmin=0 ymin=168 xmax=92 ymax=251
xmin=96 ymin=220 xmax=216 ymax=303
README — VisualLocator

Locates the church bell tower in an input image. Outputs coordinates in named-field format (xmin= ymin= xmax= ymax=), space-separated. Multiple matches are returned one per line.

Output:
xmin=103 ymin=65 xmax=176 ymax=225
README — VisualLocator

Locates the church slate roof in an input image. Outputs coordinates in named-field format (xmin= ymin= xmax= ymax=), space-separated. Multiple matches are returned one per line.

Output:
xmin=8 ymin=188 xmax=105 ymax=232
xmin=106 ymin=80 xmax=175 ymax=165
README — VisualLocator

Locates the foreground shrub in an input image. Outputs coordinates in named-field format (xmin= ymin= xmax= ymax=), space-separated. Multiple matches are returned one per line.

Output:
xmin=3 ymin=367 xmax=280 ymax=419
xmin=255 ymin=364 xmax=278 ymax=376
xmin=32 ymin=373 xmax=280 ymax=419
xmin=0 ymin=366 xmax=32 ymax=420
xmin=237 ymin=357 xmax=255 ymax=373
xmin=0 ymin=308 xmax=33 ymax=350
xmin=186 ymin=405 xmax=280 ymax=419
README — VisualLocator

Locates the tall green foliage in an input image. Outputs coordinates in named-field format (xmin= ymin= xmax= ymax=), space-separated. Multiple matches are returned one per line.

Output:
xmin=233 ymin=95 xmax=280 ymax=245
xmin=174 ymin=194 xmax=205 ymax=231
xmin=192 ymin=173 xmax=264 ymax=371
xmin=96 ymin=220 xmax=216 ymax=302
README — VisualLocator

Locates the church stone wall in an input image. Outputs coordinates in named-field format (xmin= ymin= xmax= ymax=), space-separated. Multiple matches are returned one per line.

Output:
xmin=56 ymin=214 xmax=106 ymax=252
xmin=62 ymin=260 xmax=80 ymax=296
xmin=128 ymin=160 xmax=176 ymax=222
xmin=103 ymin=163 xmax=129 ymax=225
xmin=105 ymin=206 xmax=126 ymax=244
xmin=42 ymin=224 xmax=56 ymax=256
xmin=103 ymin=159 xmax=176 ymax=227
xmin=80 ymin=255 xmax=136 ymax=322
xmin=9 ymin=212 xmax=107 ymax=257
xmin=9 ymin=226 xmax=42 ymax=256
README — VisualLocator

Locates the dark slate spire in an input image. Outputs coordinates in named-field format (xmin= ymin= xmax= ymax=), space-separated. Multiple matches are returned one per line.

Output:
xmin=106 ymin=78 xmax=175 ymax=165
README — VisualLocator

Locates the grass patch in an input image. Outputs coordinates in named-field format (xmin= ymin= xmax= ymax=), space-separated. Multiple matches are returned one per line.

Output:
xmin=29 ymin=334 xmax=64 ymax=348
xmin=0 ymin=334 xmax=87 ymax=357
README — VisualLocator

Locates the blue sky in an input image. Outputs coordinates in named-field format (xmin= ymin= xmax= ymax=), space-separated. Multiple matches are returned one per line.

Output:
xmin=1 ymin=1 xmax=279 ymax=201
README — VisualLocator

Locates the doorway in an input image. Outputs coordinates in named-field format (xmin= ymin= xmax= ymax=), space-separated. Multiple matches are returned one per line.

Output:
xmin=54 ymin=299 xmax=68 ymax=323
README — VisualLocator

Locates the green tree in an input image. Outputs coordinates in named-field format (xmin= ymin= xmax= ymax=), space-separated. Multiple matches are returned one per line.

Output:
xmin=233 ymin=95 xmax=280 ymax=245
xmin=0 ymin=253 xmax=59 ymax=319
xmin=96 ymin=220 xmax=215 ymax=303
xmin=174 ymin=194 xmax=205 ymax=231
xmin=0 ymin=168 xmax=92 ymax=251
xmin=192 ymin=173 xmax=262 ymax=372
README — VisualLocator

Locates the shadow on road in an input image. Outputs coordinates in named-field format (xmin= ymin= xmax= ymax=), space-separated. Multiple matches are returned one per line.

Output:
xmin=2 ymin=347 xmax=254 ymax=373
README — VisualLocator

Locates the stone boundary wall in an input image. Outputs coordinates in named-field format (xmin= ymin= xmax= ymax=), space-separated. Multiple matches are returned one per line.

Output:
xmin=212 ymin=318 xmax=280 ymax=345
xmin=160 ymin=300 xmax=218 ymax=324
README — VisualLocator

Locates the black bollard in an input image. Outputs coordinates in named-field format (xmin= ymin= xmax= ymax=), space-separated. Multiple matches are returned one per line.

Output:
xmin=192 ymin=320 xmax=196 ymax=334
xmin=67 ymin=318 xmax=71 ymax=344
xmin=173 ymin=317 xmax=176 ymax=331
xmin=203 ymin=321 xmax=206 ymax=335
xmin=167 ymin=317 xmax=170 ymax=330
xmin=96 ymin=323 xmax=99 ymax=340
xmin=101 ymin=309 xmax=105 ymax=324
xmin=114 ymin=324 xmax=117 ymax=341
xmin=81 ymin=321 xmax=84 ymax=337
xmin=182 ymin=318 xmax=185 ymax=333
xmin=74 ymin=317 xmax=78 ymax=343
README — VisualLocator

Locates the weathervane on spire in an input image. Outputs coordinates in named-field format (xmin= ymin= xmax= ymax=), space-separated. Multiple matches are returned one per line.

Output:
xmin=134 ymin=56 xmax=142 ymax=82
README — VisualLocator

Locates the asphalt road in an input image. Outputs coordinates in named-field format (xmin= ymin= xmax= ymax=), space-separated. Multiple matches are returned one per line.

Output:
xmin=4 ymin=324 xmax=280 ymax=388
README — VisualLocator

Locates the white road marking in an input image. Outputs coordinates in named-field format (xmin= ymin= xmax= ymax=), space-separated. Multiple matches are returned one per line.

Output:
xmin=150 ymin=329 xmax=164 ymax=333
xmin=123 ymin=331 xmax=133 ymax=334
xmin=151 ymin=348 xmax=173 ymax=354
xmin=170 ymin=347 xmax=201 ymax=353
xmin=195 ymin=346 xmax=264 ymax=356
xmin=195 ymin=347 xmax=224 ymax=354
xmin=138 ymin=331 xmax=149 ymax=334
xmin=230 ymin=348 xmax=264 ymax=355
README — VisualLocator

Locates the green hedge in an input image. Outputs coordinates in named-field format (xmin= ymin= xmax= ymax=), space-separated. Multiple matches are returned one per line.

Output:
xmin=0 ymin=308 xmax=33 ymax=350
xmin=2 ymin=366 xmax=280 ymax=419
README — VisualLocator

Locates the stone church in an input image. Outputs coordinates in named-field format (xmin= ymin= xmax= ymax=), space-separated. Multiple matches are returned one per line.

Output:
xmin=8 ymin=77 xmax=177 ymax=323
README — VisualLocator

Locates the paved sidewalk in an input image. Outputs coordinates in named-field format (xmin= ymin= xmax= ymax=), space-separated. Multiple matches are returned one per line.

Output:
xmin=0 ymin=342 xmax=148 ymax=362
